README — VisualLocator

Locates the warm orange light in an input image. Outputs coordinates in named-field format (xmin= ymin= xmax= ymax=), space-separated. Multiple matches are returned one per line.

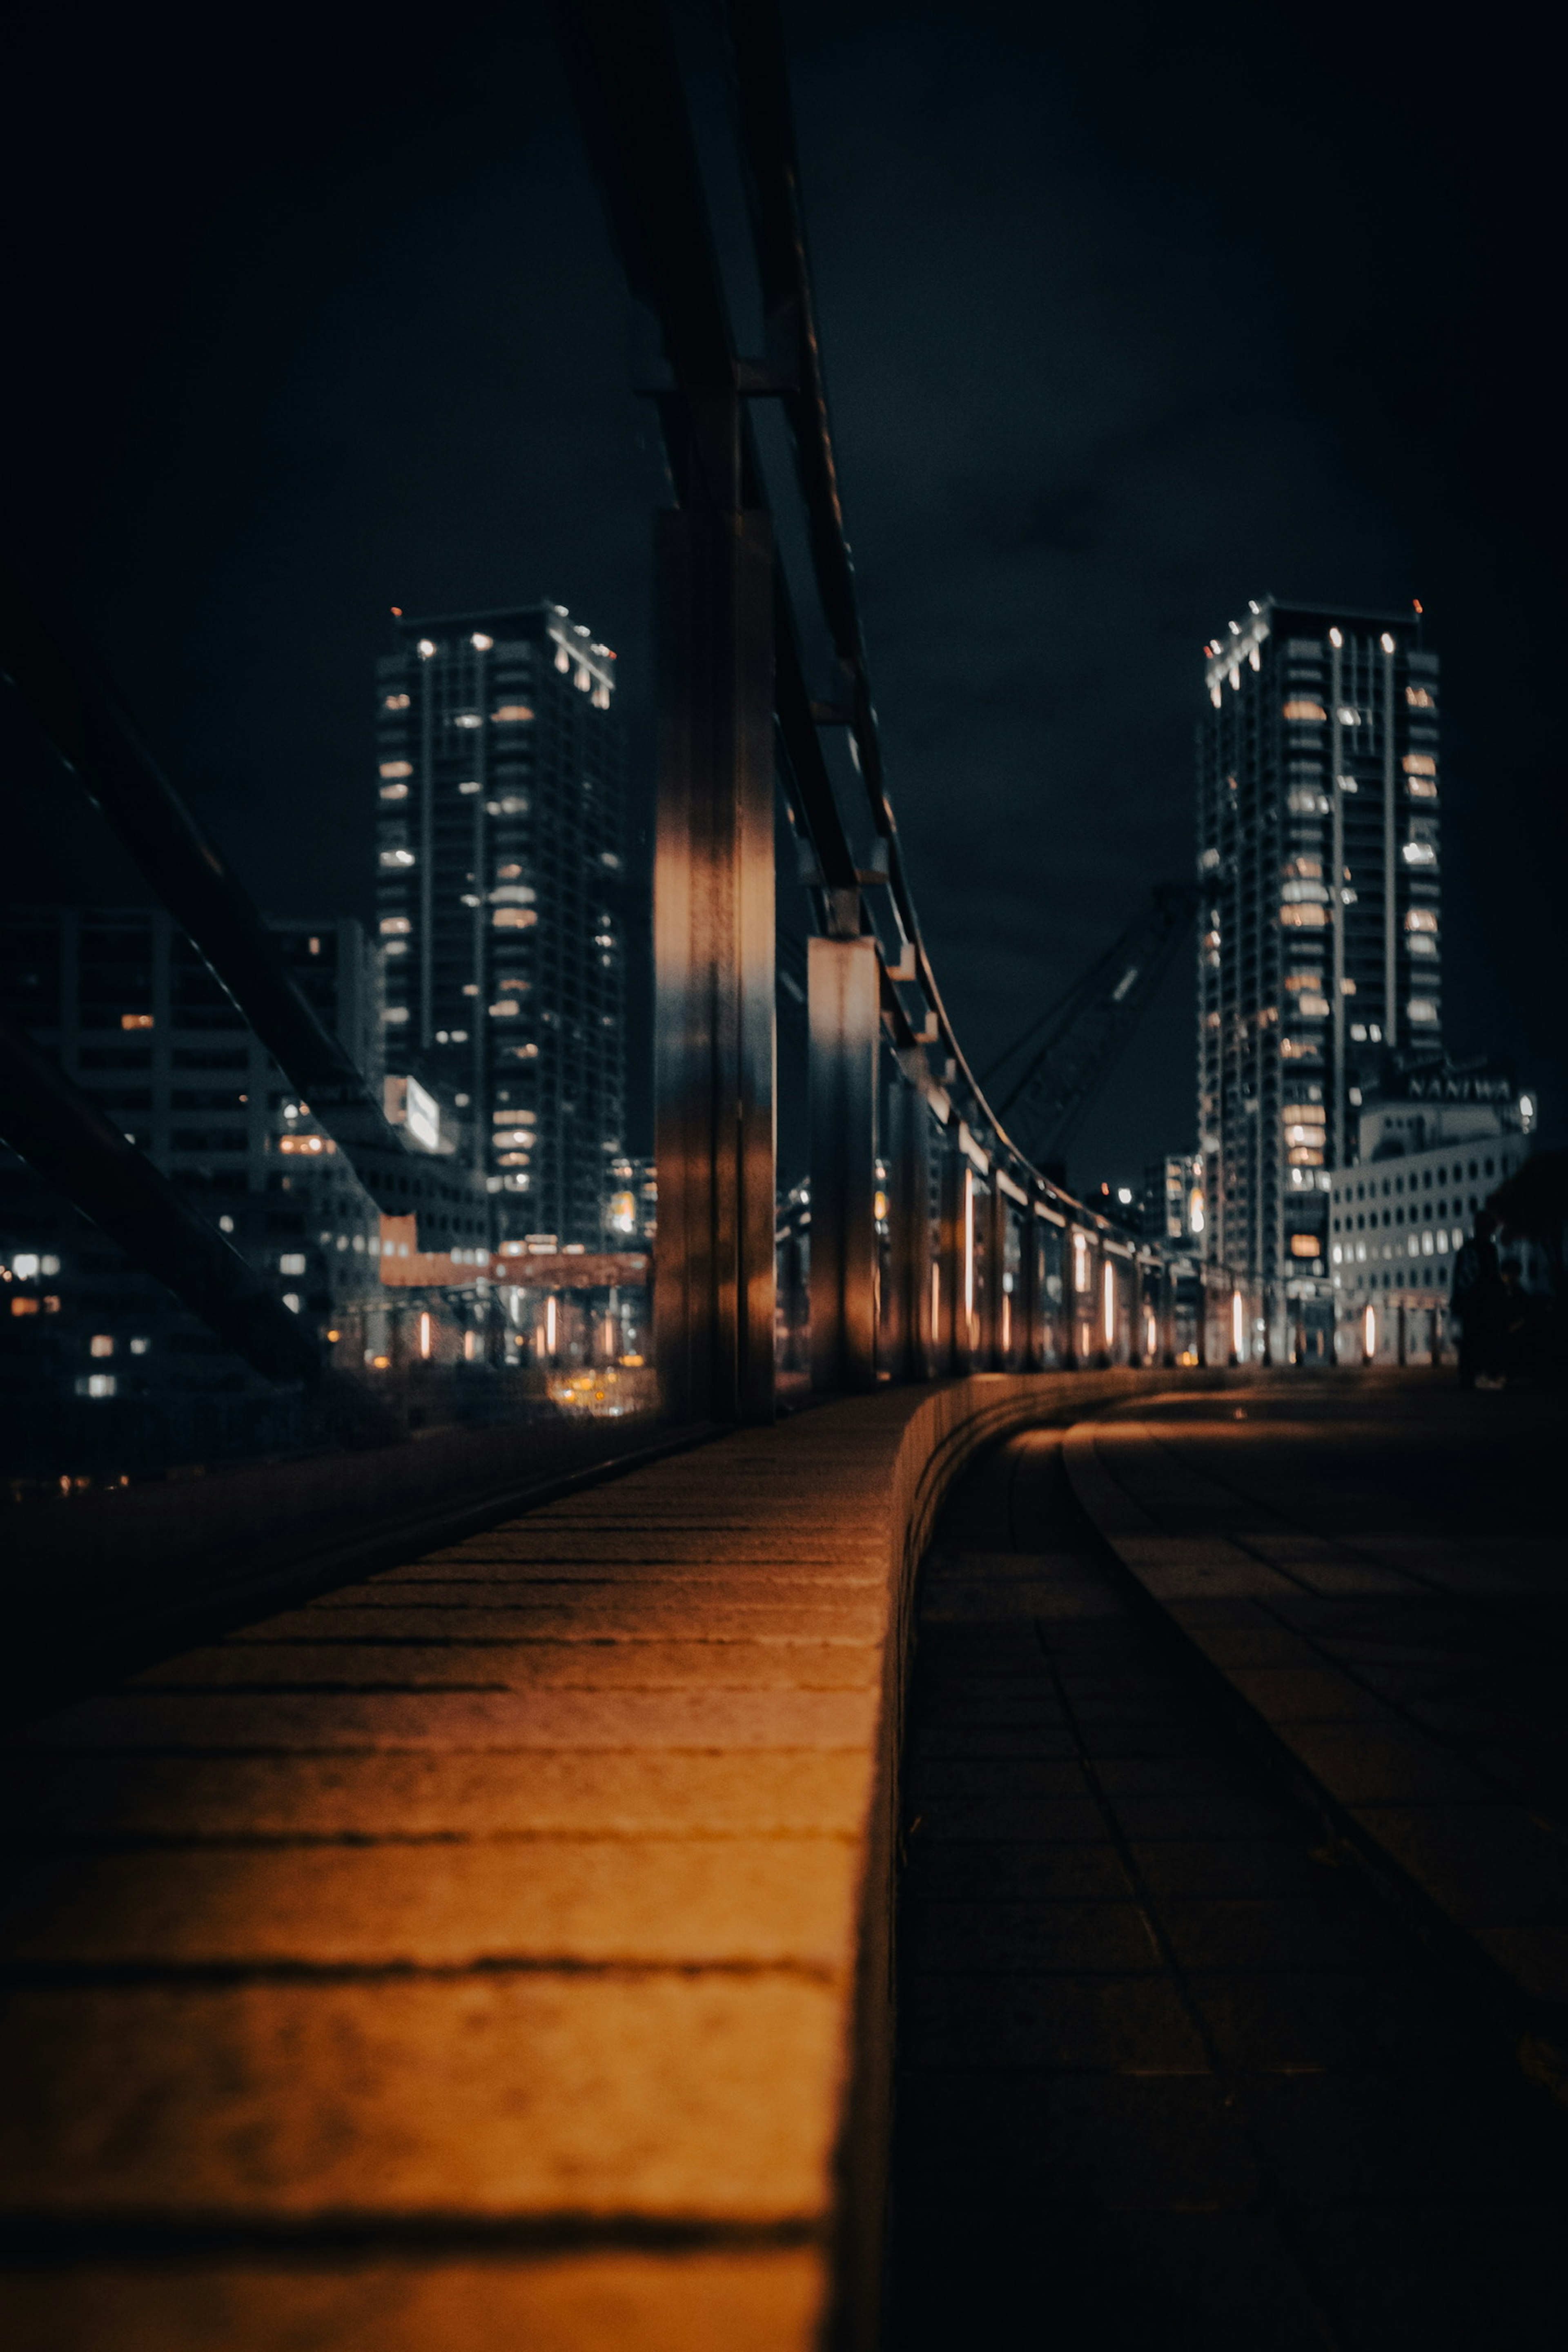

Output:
xmin=121 ymin=1013 xmax=154 ymax=1031
xmin=419 ymin=1312 xmax=432 ymax=1360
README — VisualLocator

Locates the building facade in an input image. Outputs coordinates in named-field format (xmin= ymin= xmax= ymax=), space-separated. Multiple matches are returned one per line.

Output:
xmin=1196 ymin=598 xmax=1441 ymax=1343
xmin=0 ymin=904 xmax=469 ymax=1470
xmin=1329 ymin=1062 xmax=1536 ymax=1326
xmin=374 ymin=604 xmax=626 ymax=1247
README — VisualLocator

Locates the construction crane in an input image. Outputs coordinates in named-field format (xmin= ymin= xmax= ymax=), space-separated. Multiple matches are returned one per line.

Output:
xmin=980 ymin=880 xmax=1199 ymax=1172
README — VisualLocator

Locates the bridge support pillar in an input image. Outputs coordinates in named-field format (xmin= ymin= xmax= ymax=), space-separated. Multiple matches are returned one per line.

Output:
xmin=810 ymin=934 xmax=879 ymax=1393
xmin=653 ymin=504 xmax=777 ymax=1425
xmin=887 ymin=1065 xmax=933 ymax=1380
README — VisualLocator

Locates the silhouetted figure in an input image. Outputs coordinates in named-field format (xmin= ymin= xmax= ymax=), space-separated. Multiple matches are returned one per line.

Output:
xmin=1452 ymin=1212 xmax=1506 ymax=1389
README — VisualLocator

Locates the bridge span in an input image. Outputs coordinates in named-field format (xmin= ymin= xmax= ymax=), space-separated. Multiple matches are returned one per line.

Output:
xmin=3 ymin=4 xmax=1565 ymax=2348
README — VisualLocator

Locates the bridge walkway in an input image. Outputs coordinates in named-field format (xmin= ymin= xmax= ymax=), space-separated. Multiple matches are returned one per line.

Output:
xmin=893 ymin=1386 xmax=1568 ymax=2350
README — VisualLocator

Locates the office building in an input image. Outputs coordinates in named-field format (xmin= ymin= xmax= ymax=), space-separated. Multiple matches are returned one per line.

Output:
xmin=1196 ymin=598 xmax=1441 ymax=1343
xmin=1329 ymin=1060 xmax=1537 ymax=1317
xmin=374 ymin=604 xmax=626 ymax=1247
xmin=1140 ymin=1154 xmax=1205 ymax=1249
xmin=0 ymin=905 xmax=396 ymax=1464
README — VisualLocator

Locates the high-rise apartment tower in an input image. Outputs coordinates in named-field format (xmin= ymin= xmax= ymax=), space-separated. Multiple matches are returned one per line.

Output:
xmin=1196 ymin=599 xmax=1441 ymax=1339
xmin=374 ymin=605 xmax=626 ymax=1246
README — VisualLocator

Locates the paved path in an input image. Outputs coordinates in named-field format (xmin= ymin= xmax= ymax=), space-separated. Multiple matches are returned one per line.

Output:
xmin=1066 ymin=1376 xmax=1568 ymax=2071
xmin=891 ymin=1404 xmax=1568 ymax=2351
xmin=0 ymin=1371 xmax=1144 ymax=2351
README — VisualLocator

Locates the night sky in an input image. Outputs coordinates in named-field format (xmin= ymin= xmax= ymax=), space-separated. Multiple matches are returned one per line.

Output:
xmin=6 ymin=3 xmax=1561 ymax=1192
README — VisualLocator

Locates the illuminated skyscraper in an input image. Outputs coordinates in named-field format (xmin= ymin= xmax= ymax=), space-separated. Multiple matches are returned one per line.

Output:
xmin=374 ymin=605 xmax=626 ymax=1246
xmin=1195 ymin=599 xmax=1441 ymax=1343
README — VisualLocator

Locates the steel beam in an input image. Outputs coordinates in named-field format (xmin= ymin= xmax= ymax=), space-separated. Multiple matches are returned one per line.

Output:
xmin=0 ymin=1009 xmax=318 ymax=1386
xmin=0 ymin=539 xmax=426 ymax=1218
xmin=808 ymin=935 xmax=879 ymax=1394
xmin=653 ymin=508 xmax=777 ymax=1425
xmin=886 ymin=1072 xmax=932 ymax=1380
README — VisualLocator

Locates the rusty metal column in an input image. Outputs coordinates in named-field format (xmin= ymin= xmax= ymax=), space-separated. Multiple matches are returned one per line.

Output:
xmin=653 ymin=506 xmax=777 ymax=1425
xmin=939 ymin=1148 xmax=970 ymax=1372
xmin=1018 ymin=1198 xmax=1042 ymax=1369
xmin=888 ymin=1069 xmax=931 ymax=1380
xmin=982 ymin=1180 xmax=1006 ymax=1367
xmin=808 ymin=933 xmax=879 ymax=1393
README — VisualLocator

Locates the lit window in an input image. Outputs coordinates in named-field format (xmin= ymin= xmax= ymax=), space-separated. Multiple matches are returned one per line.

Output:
xmin=1380 ymin=633 xmax=1396 ymax=653
xmin=282 ymin=1293 xmax=302 ymax=1313
xmin=1403 ymin=753 xmax=1437 ymax=775
xmin=379 ymin=760 xmax=412 ymax=779
xmin=384 ymin=693 xmax=410 ymax=711
xmin=10 ymin=1297 xmax=38 ymax=1318
xmin=1280 ymin=902 xmax=1328 ymax=928
xmin=458 ymin=780 xmax=481 ymax=795
xmin=1405 ymin=686 xmax=1434 ymax=708
xmin=492 ymin=704 xmax=535 ymax=723
xmin=1328 ymin=628 xmax=1344 ymax=649
xmin=1335 ymin=705 xmax=1360 ymax=726
xmin=1289 ymin=1234 xmax=1320 ymax=1258
xmin=279 ymin=1253 xmax=307 ymax=1275
xmin=492 ymin=907 xmax=539 ymax=930
xmin=1407 ymin=933 xmax=1438 ymax=957
xmin=121 ymin=1013 xmax=154 ymax=1031
xmin=1406 ymin=776 xmax=1438 ymax=799
xmin=1407 ymin=998 xmax=1440 ymax=1025
xmin=453 ymin=713 xmax=482 ymax=729
xmin=86 ymin=1374 xmax=117 ymax=1399
xmin=89 ymin=1333 xmax=115 ymax=1358
xmin=379 ymin=916 xmax=412 ymax=935
xmin=1282 ymin=699 xmax=1327 ymax=722
xmin=379 ymin=782 xmax=409 ymax=801
xmin=130 ymin=1336 xmax=150 ymax=1355
xmin=417 ymin=639 xmax=437 ymax=659
xmin=471 ymin=633 xmax=494 ymax=651
xmin=1401 ymin=840 xmax=1437 ymax=866
xmin=490 ymin=1001 xmax=521 ymax=1018
xmin=380 ymin=848 xmax=416 ymax=867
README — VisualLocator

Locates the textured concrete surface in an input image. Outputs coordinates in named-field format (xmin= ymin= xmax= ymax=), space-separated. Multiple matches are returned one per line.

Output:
xmin=0 ymin=1370 xmax=1162 ymax=2350
xmin=892 ymin=1418 xmax=1568 ymax=2351
xmin=1064 ymin=1376 xmax=1568 ymax=2061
